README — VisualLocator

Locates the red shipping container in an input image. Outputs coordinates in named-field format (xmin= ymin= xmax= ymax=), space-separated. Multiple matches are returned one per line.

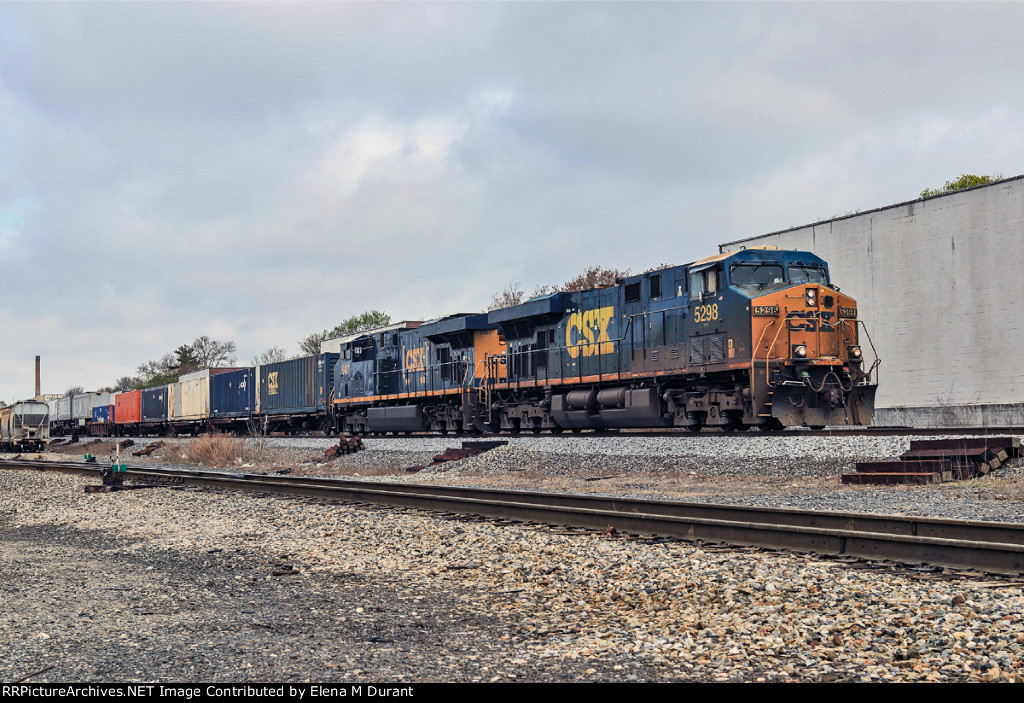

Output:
xmin=115 ymin=390 xmax=141 ymax=424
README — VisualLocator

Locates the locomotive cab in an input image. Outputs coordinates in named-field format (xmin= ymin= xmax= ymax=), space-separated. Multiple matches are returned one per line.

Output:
xmin=726 ymin=250 xmax=877 ymax=428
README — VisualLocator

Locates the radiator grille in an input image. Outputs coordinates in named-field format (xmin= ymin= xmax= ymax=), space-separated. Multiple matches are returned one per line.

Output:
xmin=709 ymin=336 xmax=725 ymax=364
xmin=690 ymin=340 xmax=705 ymax=366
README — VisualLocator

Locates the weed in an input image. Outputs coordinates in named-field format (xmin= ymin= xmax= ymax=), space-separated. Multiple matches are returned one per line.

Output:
xmin=186 ymin=434 xmax=243 ymax=467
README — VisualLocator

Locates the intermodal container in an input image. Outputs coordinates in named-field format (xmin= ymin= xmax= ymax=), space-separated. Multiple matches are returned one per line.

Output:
xmin=141 ymin=386 xmax=169 ymax=423
xmin=56 ymin=396 xmax=72 ymax=422
xmin=73 ymin=392 xmax=110 ymax=425
xmin=115 ymin=390 xmax=141 ymax=424
xmin=178 ymin=370 xmax=210 ymax=420
xmin=257 ymin=354 xmax=339 ymax=415
xmin=210 ymin=368 xmax=255 ymax=418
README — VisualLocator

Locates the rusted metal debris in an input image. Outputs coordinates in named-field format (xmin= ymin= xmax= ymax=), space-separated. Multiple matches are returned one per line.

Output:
xmin=135 ymin=441 xmax=164 ymax=457
xmin=322 ymin=436 xmax=365 ymax=460
xmin=842 ymin=436 xmax=1021 ymax=485
xmin=405 ymin=440 xmax=509 ymax=473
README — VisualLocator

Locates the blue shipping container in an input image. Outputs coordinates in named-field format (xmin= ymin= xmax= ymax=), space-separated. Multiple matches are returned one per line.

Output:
xmin=211 ymin=368 xmax=255 ymax=418
xmin=141 ymin=386 xmax=168 ymax=422
xmin=259 ymin=353 xmax=339 ymax=415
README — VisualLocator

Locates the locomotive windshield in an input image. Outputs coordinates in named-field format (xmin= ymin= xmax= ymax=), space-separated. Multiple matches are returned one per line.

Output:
xmin=729 ymin=263 xmax=784 ymax=287
xmin=788 ymin=264 xmax=828 ymax=284
xmin=729 ymin=261 xmax=830 ymax=288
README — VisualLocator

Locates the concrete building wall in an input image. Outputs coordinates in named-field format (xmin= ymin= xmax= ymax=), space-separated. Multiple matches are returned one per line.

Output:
xmin=719 ymin=176 xmax=1024 ymax=426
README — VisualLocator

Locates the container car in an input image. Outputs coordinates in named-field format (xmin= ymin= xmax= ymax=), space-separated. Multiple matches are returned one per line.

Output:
xmin=256 ymin=354 xmax=339 ymax=433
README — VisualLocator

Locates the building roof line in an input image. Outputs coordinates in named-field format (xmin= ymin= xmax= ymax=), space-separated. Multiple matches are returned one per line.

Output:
xmin=719 ymin=173 xmax=1024 ymax=252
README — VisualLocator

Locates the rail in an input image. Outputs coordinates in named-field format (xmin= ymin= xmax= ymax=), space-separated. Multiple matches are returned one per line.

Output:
xmin=4 ymin=458 xmax=1022 ymax=575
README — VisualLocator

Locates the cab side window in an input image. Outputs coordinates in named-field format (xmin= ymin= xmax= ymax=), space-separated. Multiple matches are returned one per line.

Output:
xmin=689 ymin=268 xmax=721 ymax=300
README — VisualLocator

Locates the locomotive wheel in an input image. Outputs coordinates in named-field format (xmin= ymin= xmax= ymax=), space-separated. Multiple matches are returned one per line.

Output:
xmin=721 ymin=411 xmax=743 ymax=433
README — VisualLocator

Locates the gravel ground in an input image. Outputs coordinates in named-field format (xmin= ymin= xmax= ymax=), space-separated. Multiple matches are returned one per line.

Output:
xmin=61 ymin=432 xmax=1023 ymax=523
xmin=4 ymin=433 xmax=1024 ymax=682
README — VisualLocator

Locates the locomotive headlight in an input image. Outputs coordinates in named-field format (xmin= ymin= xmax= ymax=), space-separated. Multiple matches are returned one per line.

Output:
xmin=805 ymin=287 xmax=817 ymax=307
xmin=793 ymin=344 xmax=808 ymax=358
xmin=848 ymin=345 xmax=863 ymax=361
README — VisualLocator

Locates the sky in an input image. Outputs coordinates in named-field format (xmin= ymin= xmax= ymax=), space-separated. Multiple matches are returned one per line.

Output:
xmin=3 ymin=1 xmax=1024 ymax=401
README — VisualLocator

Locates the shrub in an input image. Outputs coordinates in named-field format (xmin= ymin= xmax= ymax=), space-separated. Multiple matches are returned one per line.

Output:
xmin=186 ymin=434 xmax=243 ymax=467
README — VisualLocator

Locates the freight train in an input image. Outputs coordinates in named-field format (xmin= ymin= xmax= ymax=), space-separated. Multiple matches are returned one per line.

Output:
xmin=38 ymin=247 xmax=879 ymax=440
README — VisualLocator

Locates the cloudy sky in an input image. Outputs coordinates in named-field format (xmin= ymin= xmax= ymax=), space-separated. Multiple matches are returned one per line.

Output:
xmin=2 ymin=1 xmax=1023 ymax=401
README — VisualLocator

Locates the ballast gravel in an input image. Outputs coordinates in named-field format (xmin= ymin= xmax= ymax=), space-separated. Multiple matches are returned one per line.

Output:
xmin=3 ymin=432 xmax=1024 ymax=682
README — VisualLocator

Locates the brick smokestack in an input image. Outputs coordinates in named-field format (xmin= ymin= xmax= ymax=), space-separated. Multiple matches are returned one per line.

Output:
xmin=35 ymin=355 xmax=41 ymax=398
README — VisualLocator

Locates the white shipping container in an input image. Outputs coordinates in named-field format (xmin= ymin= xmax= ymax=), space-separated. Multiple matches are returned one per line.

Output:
xmin=72 ymin=392 xmax=109 ymax=423
xmin=179 ymin=375 xmax=209 ymax=420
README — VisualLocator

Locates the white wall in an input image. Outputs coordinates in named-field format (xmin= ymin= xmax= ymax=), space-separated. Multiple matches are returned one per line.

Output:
xmin=720 ymin=176 xmax=1024 ymax=424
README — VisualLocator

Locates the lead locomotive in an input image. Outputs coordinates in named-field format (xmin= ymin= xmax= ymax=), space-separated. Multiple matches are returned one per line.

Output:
xmin=332 ymin=248 xmax=878 ymax=434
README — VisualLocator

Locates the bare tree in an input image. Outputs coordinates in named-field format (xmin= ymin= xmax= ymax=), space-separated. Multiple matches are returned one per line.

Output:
xmin=487 ymin=281 xmax=526 ymax=311
xmin=114 ymin=376 xmax=136 ymax=392
xmin=299 ymin=331 xmax=330 ymax=356
xmin=561 ymin=265 xmax=630 ymax=292
xmin=487 ymin=266 xmax=631 ymax=311
xmin=252 ymin=345 xmax=287 ymax=366
xmin=135 ymin=353 xmax=179 ymax=388
xmin=190 ymin=335 xmax=238 ymax=367
xmin=64 ymin=385 xmax=85 ymax=398
xmin=643 ymin=262 xmax=674 ymax=274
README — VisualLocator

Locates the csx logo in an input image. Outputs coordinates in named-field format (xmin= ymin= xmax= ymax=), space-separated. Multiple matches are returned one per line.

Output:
xmin=405 ymin=345 xmax=428 ymax=371
xmin=565 ymin=306 xmax=614 ymax=359
xmin=786 ymin=310 xmax=834 ymax=331
xmin=267 ymin=371 xmax=279 ymax=395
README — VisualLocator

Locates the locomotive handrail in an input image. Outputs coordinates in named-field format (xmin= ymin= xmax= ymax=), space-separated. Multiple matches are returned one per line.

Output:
xmin=750 ymin=319 xmax=779 ymax=399
xmin=853 ymin=319 xmax=881 ymax=386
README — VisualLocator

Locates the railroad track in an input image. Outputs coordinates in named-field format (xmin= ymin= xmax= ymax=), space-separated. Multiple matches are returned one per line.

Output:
xmin=63 ymin=426 xmax=1024 ymax=442
xmin=4 ymin=458 xmax=1024 ymax=576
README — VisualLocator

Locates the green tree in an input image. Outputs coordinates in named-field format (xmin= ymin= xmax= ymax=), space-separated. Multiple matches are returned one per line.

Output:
xmin=300 ymin=310 xmax=392 ymax=355
xmin=921 ymin=173 xmax=1002 ymax=198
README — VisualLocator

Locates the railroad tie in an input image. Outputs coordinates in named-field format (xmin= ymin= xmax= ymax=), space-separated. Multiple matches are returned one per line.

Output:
xmin=841 ymin=436 xmax=1019 ymax=485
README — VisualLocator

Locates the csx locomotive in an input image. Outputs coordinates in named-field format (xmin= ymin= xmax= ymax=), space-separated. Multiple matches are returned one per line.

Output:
xmin=331 ymin=247 xmax=878 ymax=434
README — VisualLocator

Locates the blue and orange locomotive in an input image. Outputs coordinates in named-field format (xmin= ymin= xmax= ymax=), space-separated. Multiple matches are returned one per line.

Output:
xmin=331 ymin=247 xmax=878 ymax=433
